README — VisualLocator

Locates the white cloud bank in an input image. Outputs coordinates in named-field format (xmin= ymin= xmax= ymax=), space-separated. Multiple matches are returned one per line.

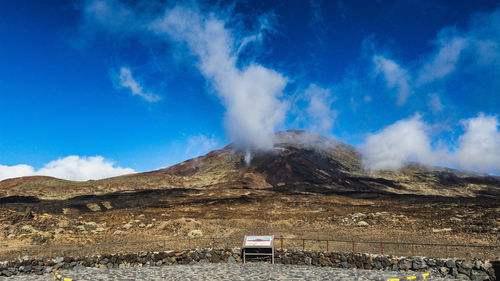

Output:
xmin=361 ymin=114 xmax=500 ymax=174
xmin=361 ymin=115 xmax=436 ymax=171
xmin=0 ymin=156 xmax=135 ymax=181
xmin=117 ymin=67 xmax=161 ymax=102
xmin=455 ymin=114 xmax=500 ymax=172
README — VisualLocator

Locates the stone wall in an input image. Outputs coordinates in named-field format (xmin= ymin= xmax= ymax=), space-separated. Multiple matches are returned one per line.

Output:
xmin=0 ymin=249 xmax=497 ymax=280
xmin=276 ymin=249 xmax=496 ymax=280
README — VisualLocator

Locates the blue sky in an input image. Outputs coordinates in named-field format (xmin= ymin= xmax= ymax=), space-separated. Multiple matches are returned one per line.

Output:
xmin=0 ymin=0 xmax=499 ymax=180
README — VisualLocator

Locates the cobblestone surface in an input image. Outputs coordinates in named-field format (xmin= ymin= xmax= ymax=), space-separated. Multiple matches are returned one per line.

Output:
xmin=0 ymin=263 xmax=458 ymax=281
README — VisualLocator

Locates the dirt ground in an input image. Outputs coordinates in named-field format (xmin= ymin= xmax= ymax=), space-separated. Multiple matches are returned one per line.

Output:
xmin=0 ymin=187 xmax=499 ymax=261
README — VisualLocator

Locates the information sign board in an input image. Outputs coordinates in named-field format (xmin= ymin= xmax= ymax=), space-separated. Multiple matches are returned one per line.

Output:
xmin=243 ymin=236 xmax=274 ymax=247
xmin=242 ymin=235 xmax=274 ymax=264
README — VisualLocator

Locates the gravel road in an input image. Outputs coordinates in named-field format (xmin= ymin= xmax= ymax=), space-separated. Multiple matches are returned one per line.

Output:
xmin=0 ymin=263 xmax=459 ymax=281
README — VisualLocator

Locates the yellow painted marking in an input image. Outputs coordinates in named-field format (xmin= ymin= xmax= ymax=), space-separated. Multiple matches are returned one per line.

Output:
xmin=407 ymin=276 xmax=417 ymax=280
xmin=387 ymin=279 xmax=400 ymax=281
xmin=56 ymin=274 xmax=61 ymax=278
xmin=63 ymin=278 xmax=72 ymax=281
xmin=422 ymin=273 xmax=429 ymax=277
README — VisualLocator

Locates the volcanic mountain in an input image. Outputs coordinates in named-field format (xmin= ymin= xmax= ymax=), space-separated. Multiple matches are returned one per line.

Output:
xmin=0 ymin=130 xmax=499 ymax=259
xmin=1 ymin=130 xmax=499 ymax=201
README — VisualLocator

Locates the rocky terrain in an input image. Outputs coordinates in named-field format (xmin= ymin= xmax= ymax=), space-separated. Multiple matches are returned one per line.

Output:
xmin=0 ymin=130 xmax=498 ymax=261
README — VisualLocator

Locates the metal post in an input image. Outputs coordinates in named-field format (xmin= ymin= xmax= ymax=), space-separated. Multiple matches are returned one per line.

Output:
xmin=411 ymin=244 xmax=415 ymax=256
xmin=326 ymin=240 xmax=329 ymax=252
xmin=163 ymin=240 xmax=166 ymax=250
xmin=281 ymin=238 xmax=283 ymax=250
xmin=272 ymin=245 xmax=275 ymax=264
xmin=188 ymin=238 xmax=191 ymax=249
xmin=445 ymin=245 xmax=448 ymax=259
xmin=302 ymin=239 xmax=305 ymax=250
xmin=380 ymin=242 xmax=384 ymax=255
xmin=352 ymin=241 xmax=355 ymax=253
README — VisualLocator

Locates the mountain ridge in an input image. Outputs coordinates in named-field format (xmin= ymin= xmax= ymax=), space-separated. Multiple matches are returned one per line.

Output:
xmin=0 ymin=130 xmax=499 ymax=200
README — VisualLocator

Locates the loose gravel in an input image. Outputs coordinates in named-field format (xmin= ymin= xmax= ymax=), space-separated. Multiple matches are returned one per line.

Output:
xmin=0 ymin=263 xmax=457 ymax=281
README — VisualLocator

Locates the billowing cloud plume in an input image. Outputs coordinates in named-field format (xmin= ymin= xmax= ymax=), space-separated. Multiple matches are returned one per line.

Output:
xmin=0 ymin=156 xmax=135 ymax=181
xmin=149 ymin=6 xmax=288 ymax=163
xmin=361 ymin=115 xmax=436 ymax=171
xmin=117 ymin=67 xmax=161 ymax=102
xmin=362 ymin=113 xmax=500 ymax=174
xmin=85 ymin=2 xmax=288 ymax=163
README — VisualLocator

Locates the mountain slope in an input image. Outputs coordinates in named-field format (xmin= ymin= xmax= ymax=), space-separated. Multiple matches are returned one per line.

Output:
xmin=0 ymin=130 xmax=499 ymax=200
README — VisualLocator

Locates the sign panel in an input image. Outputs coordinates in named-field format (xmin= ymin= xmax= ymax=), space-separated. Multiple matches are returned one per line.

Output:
xmin=242 ymin=235 xmax=275 ymax=264
xmin=243 ymin=235 xmax=274 ymax=247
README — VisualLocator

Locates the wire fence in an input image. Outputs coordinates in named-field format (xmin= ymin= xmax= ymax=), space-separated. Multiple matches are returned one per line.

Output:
xmin=276 ymin=238 xmax=499 ymax=260
xmin=1 ymin=236 xmax=498 ymax=261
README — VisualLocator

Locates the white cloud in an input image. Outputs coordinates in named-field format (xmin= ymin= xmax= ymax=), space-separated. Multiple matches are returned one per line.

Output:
xmin=85 ymin=2 xmax=289 ymax=164
xmin=0 ymin=156 xmax=135 ymax=181
xmin=373 ymin=55 xmax=411 ymax=106
xmin=148 ymin=6 xmax=288 ymax=164
xmin=361 ymin=115 xmax=436 ymax=171
xmin=416 ymin=29 xmax=468 ymax=84
xmin=361 ymin=113 xmax=500 ymax=174
xmin=455 ymin=114 xmax=500 ymax=173
xmin=0 ymin=164 xmax=36 ymax=181
xmin=117 ymin=67 xmax=161 ymax=102
xmin=371 ymin=8 xmax=500 ymax=107
xmin=304 ymin=84 xmax=337 ymax=135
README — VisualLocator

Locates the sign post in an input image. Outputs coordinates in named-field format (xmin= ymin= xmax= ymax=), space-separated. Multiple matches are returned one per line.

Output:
xmin=242 ymin=235 xmax=274 ymax=264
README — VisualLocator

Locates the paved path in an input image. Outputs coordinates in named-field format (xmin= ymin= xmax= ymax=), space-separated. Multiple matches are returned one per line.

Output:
xmin=1 ymin=263 xmax=457 ymax=281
